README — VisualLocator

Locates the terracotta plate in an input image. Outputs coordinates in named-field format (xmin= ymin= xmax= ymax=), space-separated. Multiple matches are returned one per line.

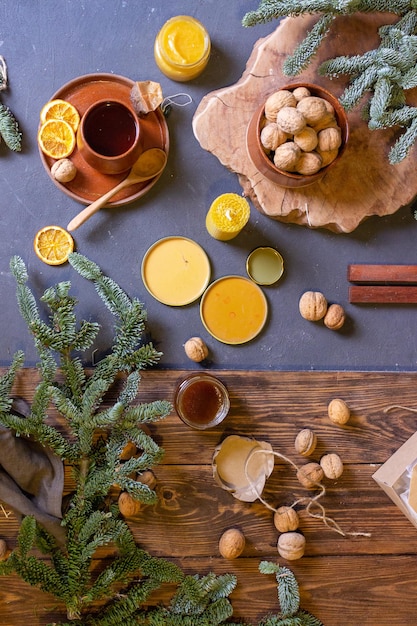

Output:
xmin=39 ymin=73 xmax=169 ymax=206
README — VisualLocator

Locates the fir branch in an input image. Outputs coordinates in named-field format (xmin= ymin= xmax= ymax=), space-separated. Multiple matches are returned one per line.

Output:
xmin=88 ymin=578 xmax=163 ymax=625
xmin=259 ymin=562 xmax=323 ymax=626
xmin=338 ymin=66 xmax=380 ymax=110
xmin=389 ymin=113 xmax=417 ymax=162
xmin=121 ymin=399 xmax=173 ymax=424
xmin=277 ymin=566 xmax=300 ymax=617
xmin=0 ymin=350 xmax=24 ymax=412
xmin=283 ymin=14 xmax=335 ymax=75
xmin=0 ymin=102 xmax=22 ymax=151
xmin=243 ymin=0 xmax=358 ymax=25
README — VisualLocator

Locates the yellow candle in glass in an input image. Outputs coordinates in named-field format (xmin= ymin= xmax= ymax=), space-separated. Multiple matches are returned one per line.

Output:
xmin=154 ymin=15 xmax=211 ymax=82
xmin=205 ymin=193 xmax=251 ymax=241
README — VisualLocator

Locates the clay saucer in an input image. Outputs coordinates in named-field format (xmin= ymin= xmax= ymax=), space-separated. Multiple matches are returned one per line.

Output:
xmin=39 ymin=73 xmax=170 ymax=207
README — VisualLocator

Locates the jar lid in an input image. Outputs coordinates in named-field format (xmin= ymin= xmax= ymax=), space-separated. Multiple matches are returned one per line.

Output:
xmin=200 ymin=275 xmax=268 ymax=344
xmin=246 ymin=247 xmax=284 ymax=286
xmin=141 ymin=236 xmax=210 ymax=306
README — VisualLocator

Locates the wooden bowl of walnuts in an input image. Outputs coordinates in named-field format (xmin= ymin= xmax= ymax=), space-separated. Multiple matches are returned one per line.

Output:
xmin=246 ymin=83 xmax=349 ymax=188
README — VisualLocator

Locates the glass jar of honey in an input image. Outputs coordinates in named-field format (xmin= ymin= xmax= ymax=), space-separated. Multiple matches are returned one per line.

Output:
xmin=174 ymin=373 xmax=230 ymax=429
xmin=154 ymin=15 xmax=211 ymax=82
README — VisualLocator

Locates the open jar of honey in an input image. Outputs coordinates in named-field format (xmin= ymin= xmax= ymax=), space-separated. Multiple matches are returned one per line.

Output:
xmin=154 ymin=15 xmax=211 ymax=81
xmin=174 ymin=373 xmax=230 ymax=429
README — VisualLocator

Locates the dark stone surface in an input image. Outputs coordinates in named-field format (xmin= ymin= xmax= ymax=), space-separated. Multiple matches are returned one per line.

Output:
xmin=1 ymin=1 xmax=416 ymax=371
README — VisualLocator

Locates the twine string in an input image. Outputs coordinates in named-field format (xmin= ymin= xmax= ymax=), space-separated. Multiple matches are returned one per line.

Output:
xmin=244 ymin=447 xmax=371 ymax=538
xmin=383 ymin=404 xmax=417 ymax=414
xmin=161 ymin=92 xmax=193 ymax=115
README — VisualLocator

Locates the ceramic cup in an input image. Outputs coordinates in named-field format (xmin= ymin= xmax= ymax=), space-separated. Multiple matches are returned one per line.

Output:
xmin=77 ymin=99 xmax=142 ymax=175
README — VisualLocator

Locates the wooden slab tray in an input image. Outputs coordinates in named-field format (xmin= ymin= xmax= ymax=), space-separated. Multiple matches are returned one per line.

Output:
xmin=193 ymin=14 xmax=417 ymax=233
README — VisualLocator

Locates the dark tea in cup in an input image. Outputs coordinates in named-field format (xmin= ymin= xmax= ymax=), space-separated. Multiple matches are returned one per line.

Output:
xmin=83 ymin=101 xmax=137 ymax=156
xmin=77 ymin=99 xmax=141 ymax=174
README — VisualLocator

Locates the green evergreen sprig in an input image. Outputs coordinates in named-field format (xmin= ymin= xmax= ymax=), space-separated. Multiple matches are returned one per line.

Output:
xmin=242 ymin=1 xmax=417 ymax=163
xmin=258 ymin=561 xmax=323 ymax=626
xmin=0 ymin=253 xmax=239 ymax=625
xmin=0 ymin=57 xmax=22 ymax=152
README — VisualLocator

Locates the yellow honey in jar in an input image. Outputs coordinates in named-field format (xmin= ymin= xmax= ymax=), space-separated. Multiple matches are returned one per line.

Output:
xmin=154 ymin=15 xmax=211 ymax=81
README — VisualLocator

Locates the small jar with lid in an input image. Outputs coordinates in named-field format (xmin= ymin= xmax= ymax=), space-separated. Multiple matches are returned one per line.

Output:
xmin=154 ymin=15 xmax=211 ymax=82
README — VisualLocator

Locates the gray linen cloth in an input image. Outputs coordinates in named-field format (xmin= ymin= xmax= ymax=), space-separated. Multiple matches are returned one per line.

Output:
xmin=0 ymin=398 xmax=65 ymax=546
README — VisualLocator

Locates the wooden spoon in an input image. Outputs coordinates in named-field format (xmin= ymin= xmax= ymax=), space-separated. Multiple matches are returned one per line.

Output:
xmin=67 ymin=147 xmax=167 ymax=231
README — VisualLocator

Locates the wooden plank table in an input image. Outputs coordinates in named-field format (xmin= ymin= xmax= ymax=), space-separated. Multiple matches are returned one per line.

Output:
xmin=2 ymin=368 xmax=417 ymax=625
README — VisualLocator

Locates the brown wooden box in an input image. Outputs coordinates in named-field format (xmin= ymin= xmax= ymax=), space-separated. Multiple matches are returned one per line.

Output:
xmin=373 ymin=431 xmax=417 ymax=530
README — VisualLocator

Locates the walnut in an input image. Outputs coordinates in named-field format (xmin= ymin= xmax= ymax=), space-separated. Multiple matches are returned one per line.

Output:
xmin=293 ymin=126 xmax=318 ymax=152
xmin=260 ymin=122 xmax=288 ymax=151
xmin=276 ymin=107 xmax=306 ymax=135
xmin=296 ymin=462 xmax=324 ymax=489
xmin=328 ymin=398 xmax=351 ymax=425
xmin=265 ymin=90 xmax=297 ymax=121
xmin=184 ymin=337 xmax=208 ymax=362
xmin=318 ymin=126 xmax=342 ymax=152
xmin=323 ymin=99 xmax=335 ymax=116
xmin=320 ymin=453 xmax=344 ymax=479
xmin=324 ymin=303 xmax=346 ymax=330
xmin=51 ymin=158 xmax=77 ymax=183
xmin=119 ymin=440 xmax=137 ymax=460
xmin=299 ymin=291 xmax=328 ymax=321
xmin=316 ymin=147 xmax=339 ymax=167
xmin=273 ymin=141 xmax=301 ymax=171
xmin=219 ymin=528 xmax=245 ymax=559
xmin=312 ymin=114 xmax=338 ymax=133
xmin=277 ymin=532 xmax=306 ymax=560
xmin=292 ymin=86 xmax=311 ymax=101
xmin=118 ymin=492 xmax=141 ymax=517
xmin=294 ymin=428 xmax=317 ymax=456
xmin=296 ymin=96 xmax=327 ymax=125
xmin=295 ymin=151 xmax=322 ymax=175
xmin=136 ymin=469 xmax=157 ymax=489
xmin=274 ymin=506 xmax=299 ymax=532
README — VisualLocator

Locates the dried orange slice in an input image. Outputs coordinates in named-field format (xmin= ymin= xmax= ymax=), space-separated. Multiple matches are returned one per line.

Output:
xmin=34 ymin=225 xmax=74 ymax=265
xmin=40 ymin=99 xmax=80 ymax=132
xmin=38 ymin=119 xmax=76 ymax=159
